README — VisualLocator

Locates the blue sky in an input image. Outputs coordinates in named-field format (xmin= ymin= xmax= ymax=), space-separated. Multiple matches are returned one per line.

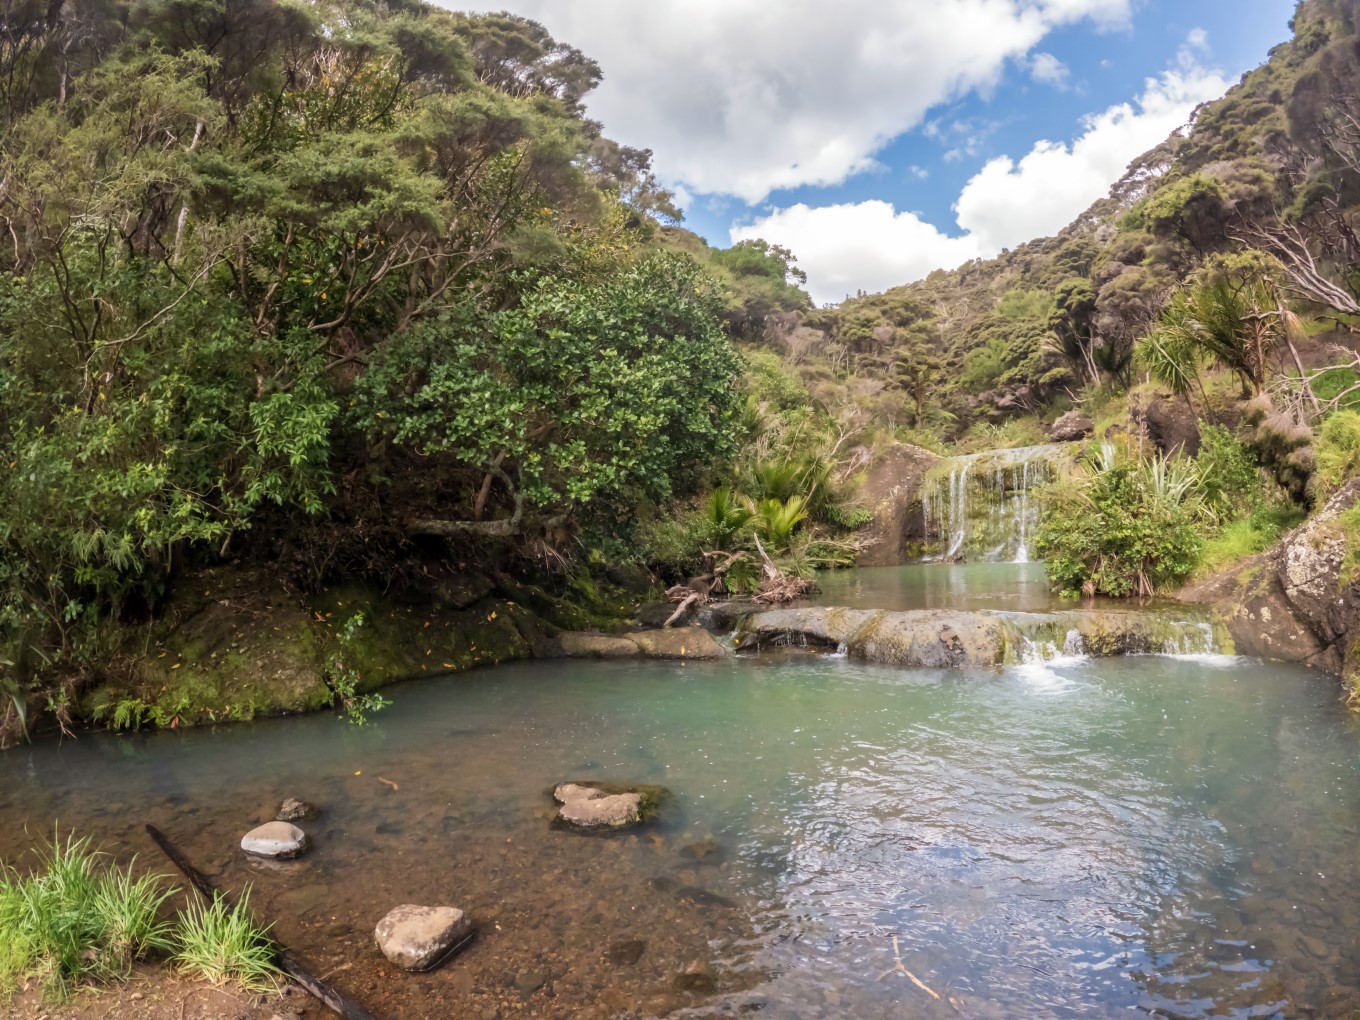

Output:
xmin=451 ymin=0 xmax=1298 ymax=302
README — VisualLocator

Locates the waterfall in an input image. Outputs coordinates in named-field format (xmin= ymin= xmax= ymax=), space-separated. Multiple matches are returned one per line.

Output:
xmin=919 ymin=444 xmax=1071 ymax=563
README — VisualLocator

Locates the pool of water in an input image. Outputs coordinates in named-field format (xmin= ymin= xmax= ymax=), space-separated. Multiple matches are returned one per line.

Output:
xmin=4 ymin=633 xmax=1360 ymax=1018
xmin=809 ymin=561 xmax=1080 ymax=613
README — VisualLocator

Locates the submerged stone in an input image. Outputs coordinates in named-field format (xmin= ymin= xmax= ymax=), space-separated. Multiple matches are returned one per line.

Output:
xmin=606 ymin=938 xmax=647 ymax=966
xmin=276 ymin=797 xmax=315 ymax=822
xmin=374 ymin=904 xmax=472 ymax=972
xmin=552 ymin=781 xmax=665 ymax=829
xmin=240 ymin=821 xmax=308 ymax=858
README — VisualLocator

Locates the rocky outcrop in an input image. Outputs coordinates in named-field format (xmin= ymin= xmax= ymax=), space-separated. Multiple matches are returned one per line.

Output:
xmin=374 ymin=904 xmax=473 ymax=971
xmin=855 ymin=443 xmax=941 ymax=567
xmin=737 ymin=606 xmax=1229 ymax=667
xmin=1048 ymin=410 xmax=1094 ymax=442
xmin=1131 ymin=391 xmax=1201 ymax=456
xmin=1179 ymin=479 xmax=1360 ymax=681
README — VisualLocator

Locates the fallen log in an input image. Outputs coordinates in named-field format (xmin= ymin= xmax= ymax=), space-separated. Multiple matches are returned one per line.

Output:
xmin=145 ymin=824 xmax=379 ymax=1020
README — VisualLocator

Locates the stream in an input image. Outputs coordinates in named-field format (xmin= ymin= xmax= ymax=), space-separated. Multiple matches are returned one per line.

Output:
xmin=3 ymin=565 xmax=1360 ymax=1018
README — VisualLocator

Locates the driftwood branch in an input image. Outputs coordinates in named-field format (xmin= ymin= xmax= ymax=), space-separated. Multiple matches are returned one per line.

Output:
xmin=145 ymin=824 xmax=379 ymax=1020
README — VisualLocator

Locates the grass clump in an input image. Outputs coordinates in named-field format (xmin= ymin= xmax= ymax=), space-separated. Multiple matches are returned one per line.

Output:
xmin=173 ymin=889 xmax=281 ymax=992
xmin=0 ymin=834 xmax=175 ymax=1001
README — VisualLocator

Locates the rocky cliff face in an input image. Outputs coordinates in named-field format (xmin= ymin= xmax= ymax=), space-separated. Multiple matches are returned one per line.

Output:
xmin=1179 ymin=479 xmax=1360 ymax=695
xmin=855 ymin=443 xmax=940 ymax=567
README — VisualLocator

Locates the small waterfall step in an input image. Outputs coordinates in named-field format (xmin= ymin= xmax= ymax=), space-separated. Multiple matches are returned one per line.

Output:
xmin=736 ymin=605 xmax=1231 ymax=670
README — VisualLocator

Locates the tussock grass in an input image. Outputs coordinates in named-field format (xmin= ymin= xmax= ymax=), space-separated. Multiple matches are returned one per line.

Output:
xmin=173 ymin=889 xmax=282 ymax=992
xmin=0 ymin=833 xmax=175 ymax=1001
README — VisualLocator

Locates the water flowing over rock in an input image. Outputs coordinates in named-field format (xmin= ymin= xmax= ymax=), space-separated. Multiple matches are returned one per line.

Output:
xmin=920 ymin=444 xmax=1074 ymax=563
xmin=737 ymin=605 xmax=1229 ymax=667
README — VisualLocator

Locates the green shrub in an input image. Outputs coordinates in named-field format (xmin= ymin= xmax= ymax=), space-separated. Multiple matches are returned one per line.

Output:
xmin=1036 ymin=456 xmax=1203 ymax=597
xmin=1195 ymin=422 xmax=1267 ymax=519
xmin=1314 ymin=409 xmax=1360 ymax=498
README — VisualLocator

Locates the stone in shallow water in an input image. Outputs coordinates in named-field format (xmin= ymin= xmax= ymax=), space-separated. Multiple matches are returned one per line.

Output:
xmin=276 ymin=797 xmax=315 ymax=822
xmin=554 ymin=783 xmax=643 ymax=828
xmin=240 ymin=821 xmax=308 ymax=858
xmin=606 ymin=938 xmax=647 ymax=966
xmin=374 ymin=904 xmax=472 ymax=972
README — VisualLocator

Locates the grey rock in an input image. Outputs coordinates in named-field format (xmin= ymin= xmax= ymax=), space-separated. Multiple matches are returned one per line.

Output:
xmin=276 ymin=797 xmax=315 ymax=822
xmin=556 ymin=632 xmax=640 ymax=658
xmin=240 ymin=821 xmax=308 ymax=859
xmin=628 ymin=627 xmax=726 ymax=660
xmin=1048 ymin=410 xmax=1095 ymax=443
xmin=638 ymin=600 xmax=687 ymax=628
xmin=374 ymin=904 xmax=472 ymax=972
xmin=554 ymin=783 xmax=643 ymax=828
xmin=514 ymin=969 xmax=548 ymax=995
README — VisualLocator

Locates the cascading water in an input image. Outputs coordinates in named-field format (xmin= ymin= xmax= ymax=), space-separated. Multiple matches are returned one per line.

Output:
xmin=920 ymin=444 xmax=1072 ymax=563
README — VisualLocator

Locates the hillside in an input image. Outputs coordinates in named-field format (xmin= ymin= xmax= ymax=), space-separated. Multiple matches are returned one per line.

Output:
xmin=749 ymin=0 xmax=1360 ymax=445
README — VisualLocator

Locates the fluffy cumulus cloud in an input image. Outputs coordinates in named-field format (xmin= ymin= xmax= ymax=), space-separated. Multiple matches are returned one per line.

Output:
xmin=953 ymin=50 xmax=1230 ymax=251
xmin=736 ymin=41 xmax=1231 ymax=304
xmin=457 ymin=0 xmax=1132 ymax=203
xmin=1029 ymin=52 xmax=1071 ymax=88
xmin=731 ymin=201 xmax=984 ymax=304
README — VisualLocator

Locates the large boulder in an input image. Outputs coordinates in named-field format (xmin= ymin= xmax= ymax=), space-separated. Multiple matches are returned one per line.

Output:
xmin=374 ymin=904 xmax=472 ymax=971
xmin=849 ymin=610 xmax=1009 ymax=668
xmin=556 ymin=633 xmax=641 ymax=658
xmin=1132 ymin=391 xmax=1200 ymax=455
xmin=855 ymin=443 xmax=941 ymax=567
xmin=738 ymin=606 xmax=1230 ymax=667
xmin=1048 ymin=410 xmax=1094 ymax=443
xmin=736 ymin=607 xmax=878 ymax=650
xmin=628 ymin=628 xmax=726 ymax=660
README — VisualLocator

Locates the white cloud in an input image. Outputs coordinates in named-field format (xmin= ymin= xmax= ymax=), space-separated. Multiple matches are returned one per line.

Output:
xmin=736 ymin=40 xmax=1231 ymax=303
xmin=953 ymin=45 xmax=1229 ymax=250
xmin=1030 ymin=52 xmax=1071 ymax=88
xmin=731 ymin=202 xmax=984 ymax=305
xmin=453 ymin=0 xmax=1133 ymax=203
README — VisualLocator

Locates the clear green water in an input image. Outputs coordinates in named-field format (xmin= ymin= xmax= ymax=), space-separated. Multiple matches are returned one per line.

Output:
xmin=3 ymin=579 xmax=1360 ymax=1017
xmin=812 ymin=561 xmax=1065 ymax=612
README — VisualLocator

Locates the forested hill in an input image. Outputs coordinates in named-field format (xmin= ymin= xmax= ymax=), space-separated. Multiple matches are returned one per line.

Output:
xmin=768 ymin=0 xmax=1360 ymax=436
xmin=0 ymin=0 xmax=814 ymax=679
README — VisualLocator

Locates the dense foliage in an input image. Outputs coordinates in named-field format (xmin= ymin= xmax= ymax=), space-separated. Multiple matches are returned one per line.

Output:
xmin=0 ymin=0 xmax=771 ymax=718
xmin=1036 ymin=452 xmax=1204 ymax=598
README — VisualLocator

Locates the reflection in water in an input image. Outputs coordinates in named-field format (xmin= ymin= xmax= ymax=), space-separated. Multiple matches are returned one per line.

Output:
xmin=811 ymin=561 xmax=1075 ymax=613
xmin=2 ymin=651 xmax=1359 ymax=1018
